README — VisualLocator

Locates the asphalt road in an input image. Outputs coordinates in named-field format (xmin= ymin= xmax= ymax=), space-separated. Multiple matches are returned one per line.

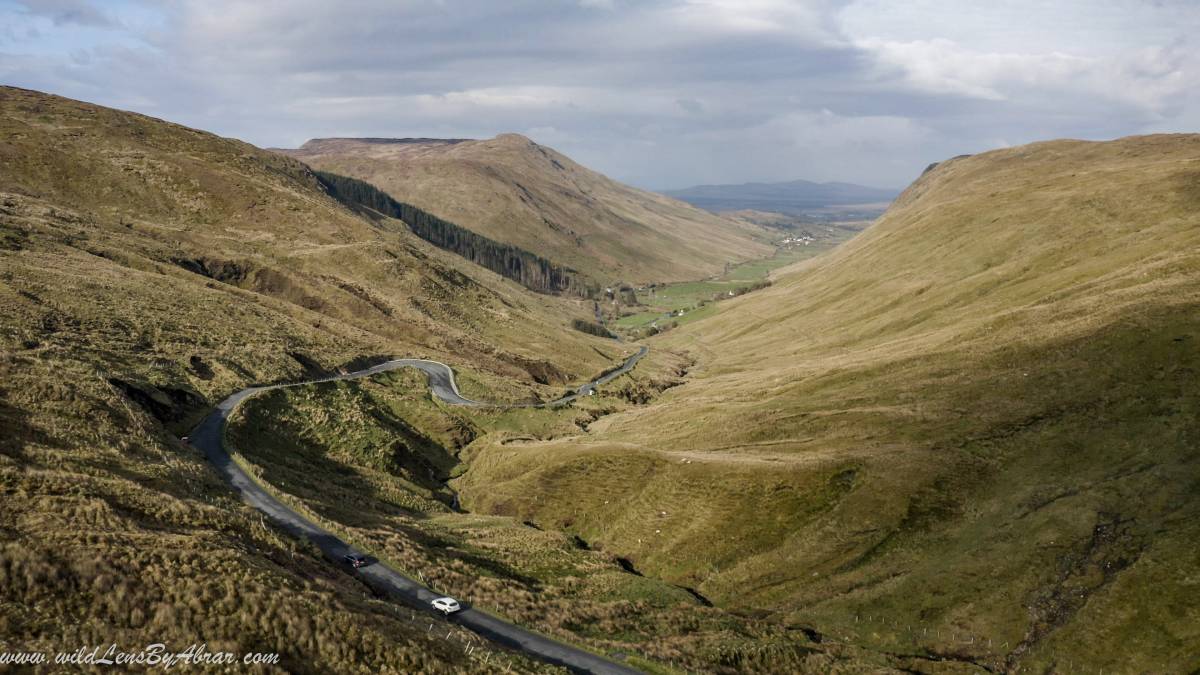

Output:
xmin=191 ymin=348 xmax=648 ymax=674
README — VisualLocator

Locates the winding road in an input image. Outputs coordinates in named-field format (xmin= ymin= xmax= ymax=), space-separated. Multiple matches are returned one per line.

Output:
xmin=190 ymin=347 xmax=648 ymax=674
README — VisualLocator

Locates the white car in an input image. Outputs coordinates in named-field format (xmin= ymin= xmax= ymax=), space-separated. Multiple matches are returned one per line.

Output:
xmin=431 ymin=596 xmax=461 ymax=614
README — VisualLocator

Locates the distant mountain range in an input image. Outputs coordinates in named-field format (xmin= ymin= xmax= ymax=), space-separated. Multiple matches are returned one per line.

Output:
xmin=663 ymin=179 xmax=899 ymax=214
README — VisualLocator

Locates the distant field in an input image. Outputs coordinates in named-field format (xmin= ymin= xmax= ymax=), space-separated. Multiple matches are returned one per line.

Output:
xmin=612 ymin=231 xmax=863 ymax=334
xmin=720 ymin=243 xmax=834 ymax=280
xmin=612 ymin=311 xmax=662 ymax=328
xmin=611 ymin=280 xmax=734 ymax=332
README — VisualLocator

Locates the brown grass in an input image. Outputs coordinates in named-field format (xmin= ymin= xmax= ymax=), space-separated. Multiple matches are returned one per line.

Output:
xmin=278 ymin=135 xmax=773 ymax=284
xmin=0 ymin=85 xmax=641 ymax=672
xmin=224 ymin=366 xmax=918 ymax=673
xmin=456 ymin=134 xmax=1200 ymax=672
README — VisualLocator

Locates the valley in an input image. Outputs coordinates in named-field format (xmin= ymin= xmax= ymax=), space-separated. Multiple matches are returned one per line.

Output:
xmin=200 ymin=355 xmax=653 ymax=674
xmin=456 ymin=135 xmax=1200 ymax=673
xmin=2 ymin=81 xmax=1197 ymax=675
xmin=0 ymin=86 xmax=884 ymax=673
xmin=608 ymin=228 xmax=865 ymax=338
xmin=0 ymin=86 xmax=649 ymax=673
xmin=219 ymin=353 xmax=890 ymax=673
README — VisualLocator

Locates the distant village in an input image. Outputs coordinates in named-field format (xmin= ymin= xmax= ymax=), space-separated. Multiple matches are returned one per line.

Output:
xmin=779 ymin=233 xmax=815 ymax=246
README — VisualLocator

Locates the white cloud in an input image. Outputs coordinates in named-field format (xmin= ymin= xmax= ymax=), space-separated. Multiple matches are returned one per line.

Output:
xmin=3 ymin=0 xmax=1199 ymax=189
xmin=856 ymin=37 xmax=1195 ymax=114
xmin=666 ymin=0 xmax=845 ymax=42
xmin=417 ymin=87 xmax=575 ymax=112
xmin=780 ymin=109 xmax=930 ymax=147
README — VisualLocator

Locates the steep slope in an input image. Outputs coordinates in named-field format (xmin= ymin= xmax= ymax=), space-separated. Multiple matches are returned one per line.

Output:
xmin=313 ymin=170 xmax=589 ymax=295
xmin=278 ymin=136 xmax=773 ymax=285
xmin=665 ymin=178 xmax=898 ymax=214
xmin=458 ymin=134 xmax=1200 ymax=672
xmin=0 ymin=87 xmax=621 ymax=386
xmin=0 ymin=86 xmax=630 ymax=671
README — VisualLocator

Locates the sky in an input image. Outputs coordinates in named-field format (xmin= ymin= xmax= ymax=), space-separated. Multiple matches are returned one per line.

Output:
xmin=2 ymin=0 xmax=1198 ymax=190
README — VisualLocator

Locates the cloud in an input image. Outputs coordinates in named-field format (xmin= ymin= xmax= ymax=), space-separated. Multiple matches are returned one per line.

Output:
xmin=857 ymin=37 xmax=1194 ymax=113
xmin=757 ymin=109 xmax=932 ymax=148
xmin=15 ymin=0 xmax=113 ymax=27
xmin=1 ymin=0 xmax=1198 ymax=189
xmin=666 ymin=0 xmax=847 ymax=41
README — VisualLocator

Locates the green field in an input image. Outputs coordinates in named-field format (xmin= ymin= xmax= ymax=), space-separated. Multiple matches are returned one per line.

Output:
xmin=612 ymin=241 xmax=857 ymax=334
xmin=719 ymin=243 xmax=836 ymax=281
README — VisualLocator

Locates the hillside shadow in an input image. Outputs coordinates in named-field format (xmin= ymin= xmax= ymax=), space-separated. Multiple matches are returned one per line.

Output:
xmin=0 ymin=399 xmax=51 ymax=460
xmin=234 ymin=422 xmax=542 ymax=587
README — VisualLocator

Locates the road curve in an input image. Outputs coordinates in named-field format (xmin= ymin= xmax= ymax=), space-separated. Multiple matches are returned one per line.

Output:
xmin=191 ymin=348 xmax=648 ymax=674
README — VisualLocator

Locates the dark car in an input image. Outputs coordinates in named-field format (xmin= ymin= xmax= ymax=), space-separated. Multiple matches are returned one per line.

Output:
xmin=343 ymin=553 xmax=368 ymax=568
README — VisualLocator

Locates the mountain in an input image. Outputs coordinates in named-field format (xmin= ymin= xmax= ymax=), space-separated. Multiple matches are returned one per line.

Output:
xmin=11 ymin=83 xmax=1195 ymax=673
xmin=0 ymin=86 xmax=891 ymax=674
xmin=0 ymin=86 xmax=641 ymax=672
xmin=277 ymin=136 xmax=774 ymax=285
xmin=457 ymin=134 xmax=1200 ymax=672
xmin=664 ymin=178 xmax=899 ymax=215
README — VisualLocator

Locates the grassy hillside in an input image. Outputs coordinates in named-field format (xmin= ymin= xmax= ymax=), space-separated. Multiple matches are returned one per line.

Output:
xmin=9 ymin=83 xmax=1196 ymax=673
xmin=456 ymin=134 xmax=1200 ymax=672
xmin=0 ymin=85 xmax=633 ymax=671
xmin=223 ymin=364 xmax=922 ymax=674
xmin=277 ymin=136 xmax=773 ymax=285
xmin=313 ymin=169 xmax=590 ymax=295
